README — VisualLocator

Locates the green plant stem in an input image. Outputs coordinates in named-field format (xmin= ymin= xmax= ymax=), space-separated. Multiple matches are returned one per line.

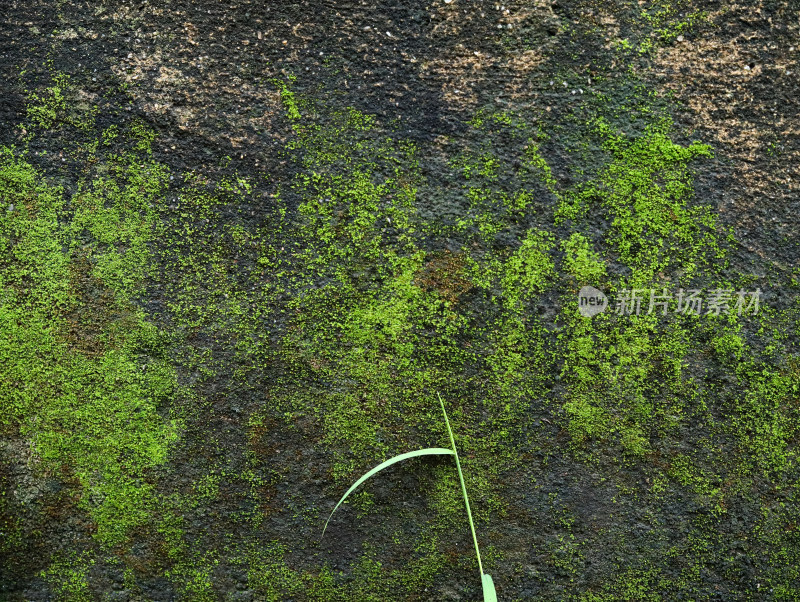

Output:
xmin=437 ymin=392 xmax=484 ymax=577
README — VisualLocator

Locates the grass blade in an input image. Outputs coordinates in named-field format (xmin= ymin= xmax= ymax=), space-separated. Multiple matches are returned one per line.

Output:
xmin=437 ymin=392 xmax=484 ymax=577
xmin=321 ymin=447 xmax=455 ymax=538
xmin=482 ymin=573 xmax=498 ymax=601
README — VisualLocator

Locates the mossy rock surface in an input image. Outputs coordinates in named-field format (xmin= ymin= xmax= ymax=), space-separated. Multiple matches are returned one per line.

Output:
xmin=1 ymin=0 xmax=799 ymax=600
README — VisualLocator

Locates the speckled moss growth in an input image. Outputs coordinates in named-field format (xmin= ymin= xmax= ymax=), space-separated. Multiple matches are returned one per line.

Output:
xmin=1 ymin=1 xmax=800 ymax=599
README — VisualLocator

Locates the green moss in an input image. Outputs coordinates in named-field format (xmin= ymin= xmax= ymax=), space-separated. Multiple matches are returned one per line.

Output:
xmin=728 ymin=359 xmax=800 ymax=479
xmin=275 ymin=73 xmax=302 ymax=122
xmin=666 ymin=454 xmax=725 ymax=516
xmin=7 ymin=55 xmax=798 ymax=598
xmin=523 ymin=139 xmax=559 ymax=195
xmin=641 ymin=1 xmax=711 ymax=46
xmin=156 ymin=499 xmax=187 ymax=562
xmin=752 ymin=488 xmax=800 ymax=598
xmin=562 ymin=233 xmax=606 ymax=285
xmin=239 ymin=542 xmax=338 ymax=601
xmin=238 ymin=535 xmax=447 ymax=602
xmin=25 ymin=71 xmax=87 ymax=133
xmin=556 ymin=118 xmax=720 ymax=286
xmin=1 ymin=78 xmax=181 ymax=550
xmin=40 ymin=551 xmax=94 ymax=602
xmin=579 ymin=567 xmax=661 ymax=601
xmin=165 ymin=550 xmax=219 ymax=602
xmin=558 ymin=312 xmax=696 ymax=458
xmin=498 ymin=229 xmax=555 ymax=311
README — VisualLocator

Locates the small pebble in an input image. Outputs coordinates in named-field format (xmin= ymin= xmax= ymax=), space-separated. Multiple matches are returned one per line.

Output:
xmin=677 ymin=35 xmax=684 ymax=42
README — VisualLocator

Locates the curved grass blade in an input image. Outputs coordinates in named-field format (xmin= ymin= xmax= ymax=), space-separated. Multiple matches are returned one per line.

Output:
xmin=321 ymin=447 xmax=455 ymax=538
xmin=482 ymin=573 xmax=498 ymax=602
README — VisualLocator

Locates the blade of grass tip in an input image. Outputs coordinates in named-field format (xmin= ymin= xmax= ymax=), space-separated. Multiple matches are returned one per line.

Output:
xmin=321 ymin=447 xmax=455 ymax=539
xmin=482 ymin=574 xmax=498 ymax=602
xmin=437 ymin=392 xmax=484 ymax=578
